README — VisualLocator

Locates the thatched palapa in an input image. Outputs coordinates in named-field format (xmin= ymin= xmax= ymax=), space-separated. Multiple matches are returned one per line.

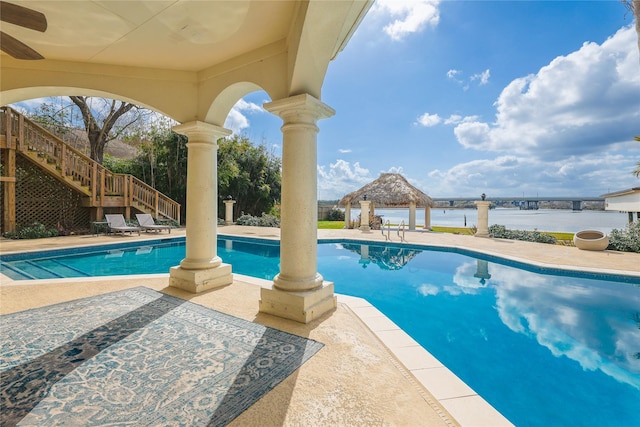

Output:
xmin=339 ymin=173 xmax=433 ymax=208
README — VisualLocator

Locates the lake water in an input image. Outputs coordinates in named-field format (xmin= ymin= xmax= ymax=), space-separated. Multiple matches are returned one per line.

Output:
xmin=347 ymin=208 xmax=631 ymax=234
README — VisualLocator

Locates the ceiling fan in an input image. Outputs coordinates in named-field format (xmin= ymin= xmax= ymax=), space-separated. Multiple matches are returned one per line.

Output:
xmin=0 ymin=1 xmax=47 ymax=60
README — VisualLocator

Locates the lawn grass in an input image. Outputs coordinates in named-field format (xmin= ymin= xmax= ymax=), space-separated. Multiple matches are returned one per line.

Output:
xmin=317 ymin=221 xmax=575 ymax=244
xmin=318 ymin=221 xmax=346 ymax=229
xmin=431 ymin=226 xmax=474 ymax=235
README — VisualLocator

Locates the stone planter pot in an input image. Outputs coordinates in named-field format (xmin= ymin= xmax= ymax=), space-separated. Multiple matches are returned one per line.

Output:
xmin=574 ymin=230 xmax=609 ymax=251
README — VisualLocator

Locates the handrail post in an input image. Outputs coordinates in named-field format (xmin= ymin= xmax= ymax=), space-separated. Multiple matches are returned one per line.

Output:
xmin=91 ymin=163 xmax=98 ymax=205
xmin=124 ymin=175 xmax=130 ymax=219
xmin=155 ymin=190 xmax=159 ymax=217
xmin=17 ymin=113 xmax=24 ymax=151
xmin=100 ymin=165 xmax=106 ymax=202
xmin=397 ymin=220 xmax=406 ymax=242
xmin=4 ymin=108 xmax=12 ymax=147
xmin=60 ymin=145 xmax=66 ymax=177
xmin=2 ymin=108 xmax=17 ymax=233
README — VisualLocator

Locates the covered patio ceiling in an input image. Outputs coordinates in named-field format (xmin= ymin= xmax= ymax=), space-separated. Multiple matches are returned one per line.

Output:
xmin=1 ymin=0 xmax=374 ymax=322
xmin=0 ymin=0 xmax=372 ymax=123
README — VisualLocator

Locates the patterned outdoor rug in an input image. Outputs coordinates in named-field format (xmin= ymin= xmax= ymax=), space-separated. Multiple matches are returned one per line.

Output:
xmin=0 ymin=287 xmax=324 ymax=426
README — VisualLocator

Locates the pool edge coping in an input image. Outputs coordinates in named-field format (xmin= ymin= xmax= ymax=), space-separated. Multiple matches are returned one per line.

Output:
xmin=2 ymin=232 xmax=639 ymax=282
xmin=234 ymin=273 xmax=514 ymax=427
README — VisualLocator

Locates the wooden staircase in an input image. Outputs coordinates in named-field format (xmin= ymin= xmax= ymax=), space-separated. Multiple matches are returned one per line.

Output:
xmin=0 ymin=106 xmax=180 ymax=232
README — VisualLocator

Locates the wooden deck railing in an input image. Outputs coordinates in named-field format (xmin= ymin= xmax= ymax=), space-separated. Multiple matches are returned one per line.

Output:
xmin=0 ymin=106 xmax=180 ymax=223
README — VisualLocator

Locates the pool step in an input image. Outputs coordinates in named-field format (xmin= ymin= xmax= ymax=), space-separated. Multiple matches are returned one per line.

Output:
xmin=1 ymin=259 xmax=91 ymax=280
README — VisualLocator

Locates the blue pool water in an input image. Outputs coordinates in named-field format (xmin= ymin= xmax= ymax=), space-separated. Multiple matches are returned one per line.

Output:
xmin=2 ymin=236 xmax=640 ymax=426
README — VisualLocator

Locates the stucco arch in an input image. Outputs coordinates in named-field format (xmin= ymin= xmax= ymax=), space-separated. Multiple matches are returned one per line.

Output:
xmin=205 ymin=82 xmax=270 ymax=127
xmin=0 ymin=0 xmax=374 ymax=324
xmin=2 ymin=86 xmax=176 ymax=121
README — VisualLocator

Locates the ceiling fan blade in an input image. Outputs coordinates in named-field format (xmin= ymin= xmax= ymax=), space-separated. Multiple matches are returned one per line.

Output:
xmin=0 ymin=1 xmax=47 ymax=32
xmin=0 ymin=31 xmax=44 ymax=59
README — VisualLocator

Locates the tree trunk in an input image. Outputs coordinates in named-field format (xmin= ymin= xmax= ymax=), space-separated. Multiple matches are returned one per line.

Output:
xmin=69 ymin=96 xmax=136 ymax=164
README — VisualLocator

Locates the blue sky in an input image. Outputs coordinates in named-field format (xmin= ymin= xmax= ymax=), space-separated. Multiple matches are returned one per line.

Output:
xmin=230 ymin=0 xmax=640 ymax=200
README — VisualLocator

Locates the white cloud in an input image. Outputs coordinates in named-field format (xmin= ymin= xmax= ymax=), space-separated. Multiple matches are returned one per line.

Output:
xmin=425 ymin=152 xmax=639 ymax=197
xmin=447 ymin=69 xmax=461 ymax=80
xmin=416 ymin=283 xmax=440 ymax=296
xmin=372 ymin=0 xmax=441 ymax=41
xmin=415 ymin=112 xmax=483 ymax=128
xmin=413 ymin=258 xmax=640 ymax=389
xmin=444 ymin=114 xmax=463 ymax=125
xmin=444 ymin=114 xmax=480 ymax=126
xmin=224 ymin=98 xmax=265 ymax=135
xmin=453 ymin=26 xmax=640 ymax=158
xmin=490 ymin=264 xmax=640 ymax=389
xmin=415 ymin=112 xmax=441 ymax=127
xmin=338 ymin=148 xmax=352 ymax=153
xmin=224 ymin=109 xmax=249 ymax=134
xmin=447 ymin=68 xmax=491 ymax=90
xmin=386 ymin=166 xmax=404 ymax=174
xmin=470 ymin=69 xmax=491 ymax=85
xmin=12 ymin=99 xmax=48 ymax=114
xmin=317 ymin=160 xmax=372 ymax=199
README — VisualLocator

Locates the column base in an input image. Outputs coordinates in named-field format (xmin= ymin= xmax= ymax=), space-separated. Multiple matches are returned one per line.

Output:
xmin=475 ymin=231 xmax=490 ymax=238
xmin=259 ymin=281 xmax=337 ymax=324
xmin=359 ymin=225 xmax=371 ymax=232
xmin=169 ymin=263 xmax=232 ymax=293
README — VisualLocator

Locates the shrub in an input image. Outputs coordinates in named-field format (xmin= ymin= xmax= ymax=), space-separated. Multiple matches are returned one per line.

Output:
xmin=235 ymin=213 xmax=280 ymax=228
xmin=326 ymin=208 xmax=345 ymax=221
xmin=608 ymin=222 xmax=640 ymax=253
xmin=489 ymin=224 xmax=556 ymax=244
xmin=3 ymin=222 xmax=59 ymax=239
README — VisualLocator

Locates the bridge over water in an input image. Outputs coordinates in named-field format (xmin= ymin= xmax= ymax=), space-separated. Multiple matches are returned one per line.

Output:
xmin=431 ymin=197 xmax=605 ymax=211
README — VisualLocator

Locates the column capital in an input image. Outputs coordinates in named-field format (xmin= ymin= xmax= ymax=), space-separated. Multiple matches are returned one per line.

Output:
xmin=265 ymin=93 xmax=335 ymax=123
xmin=172 ymin=121 xmax=231 ymax=142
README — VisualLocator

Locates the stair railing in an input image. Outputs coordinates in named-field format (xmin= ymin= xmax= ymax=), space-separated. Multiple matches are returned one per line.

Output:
xmin=382 ymin=219 xmax=392 ymax=241
xmin=397 ymin=220 xmax=406 ymax=242
xmin=0 ymin=106 xmax=180 ymax=223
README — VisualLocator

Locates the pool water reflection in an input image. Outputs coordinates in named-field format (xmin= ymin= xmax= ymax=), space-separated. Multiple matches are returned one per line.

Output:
xmin=316 ymin=242 xmax=640 ymax=427
xmin=1 ymin=237 xmax=639 ymax=426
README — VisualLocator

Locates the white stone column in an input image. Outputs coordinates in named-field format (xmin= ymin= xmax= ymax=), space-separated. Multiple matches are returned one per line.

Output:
xmin=473 ymin=259 xmax=491 ymax=284
xmin=224 ymin=198 xmax=236 ymax=225
xmin=359 ymin=244 xmax=370 ymax=268
xmin=169 ymin=121 xmax=232 ymax=293
xmin=259 ymin=94 xmax=337 ymax=323
xmin=409 ymin=201 xmax=416 ymax=231
xmin=344 ymin=202 xmax=351 ymax=229
xmin=424 ymin=206 xmax=432 ymax=231
xmin=475 ymin=200 xmax=491 ymax=237
xmin=359 ymin=200 xmax=371 ymax=232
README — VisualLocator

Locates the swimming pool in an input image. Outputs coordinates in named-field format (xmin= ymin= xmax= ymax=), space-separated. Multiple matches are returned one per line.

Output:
xmin=2 ymin=236 xmax=639 ymax=426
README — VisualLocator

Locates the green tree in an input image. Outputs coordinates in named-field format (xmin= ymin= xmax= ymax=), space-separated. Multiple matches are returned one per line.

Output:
xmin=24 ymin=96 xmax=157 ymax=164
xmin=27 ymin=99 xmax=281 ymax=222
xmin=128 ymin=130 xmax=189 ymax=221
xmin=27 ymin=100 xmax=72 ymax=141
xmin=120 ymin=132 xmax=282 ymax=223
xmin=217 ymin=135 xmax=281 ymax=218
xmin=69 ymin=96 xmax=140 ymax=164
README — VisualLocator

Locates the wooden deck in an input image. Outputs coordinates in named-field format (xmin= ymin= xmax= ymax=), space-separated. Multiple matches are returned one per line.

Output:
xmin=0 ymin=107 xmax=180 ymax=232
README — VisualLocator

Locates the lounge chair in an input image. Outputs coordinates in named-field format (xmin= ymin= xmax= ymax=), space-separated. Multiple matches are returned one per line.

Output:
xmin=136 ymin=213 xmax=172 ymax=234
xmin=105 ymin=214 xmax=141 ymax=236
